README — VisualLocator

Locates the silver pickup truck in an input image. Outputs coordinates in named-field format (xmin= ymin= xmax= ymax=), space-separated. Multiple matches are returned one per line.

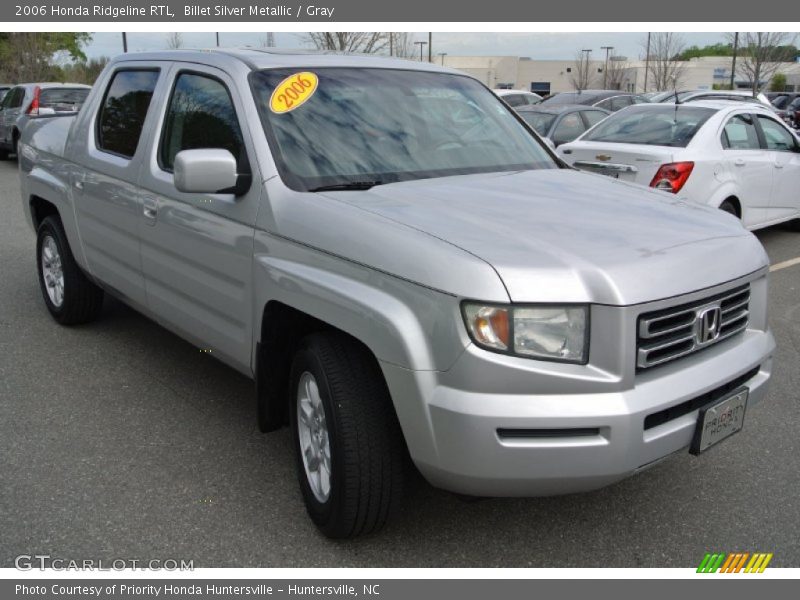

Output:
xmin=19 ymin=49 xmax=776 ymax=538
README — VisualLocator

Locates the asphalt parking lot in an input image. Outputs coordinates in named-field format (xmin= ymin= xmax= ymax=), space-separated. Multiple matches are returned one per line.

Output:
xmin=1 ymin=158 xmax=799 ymax=568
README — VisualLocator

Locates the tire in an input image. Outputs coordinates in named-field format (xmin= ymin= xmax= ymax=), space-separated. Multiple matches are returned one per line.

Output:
xmin=289 ymin=332 xmax=407 ymax=538
xmin=719 ymin=199 xmax=738 ymax=218
xmin=0 ymin=147 xmax=9 ymax=161
xmin=36 ymin=215 xmax=104 ymax=325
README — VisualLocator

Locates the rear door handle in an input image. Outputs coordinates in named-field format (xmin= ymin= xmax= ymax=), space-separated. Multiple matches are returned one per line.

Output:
xmin=142 ymin=197 xmax=158 ymax=225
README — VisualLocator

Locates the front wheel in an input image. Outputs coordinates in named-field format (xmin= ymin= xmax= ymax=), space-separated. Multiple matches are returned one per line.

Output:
xmin=289 ymin=332 xmax=407 ymax=538
xmin=36 ymin=215 xmax=104 ymax=324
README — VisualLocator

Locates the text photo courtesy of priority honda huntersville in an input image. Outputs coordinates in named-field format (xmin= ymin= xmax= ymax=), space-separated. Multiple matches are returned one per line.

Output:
xmin=17 ymin=49 xmax=778 ymax=538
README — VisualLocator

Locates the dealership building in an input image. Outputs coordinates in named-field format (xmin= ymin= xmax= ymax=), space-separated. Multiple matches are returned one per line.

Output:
xmin=440 ymin=55 xmax=800 ymax=95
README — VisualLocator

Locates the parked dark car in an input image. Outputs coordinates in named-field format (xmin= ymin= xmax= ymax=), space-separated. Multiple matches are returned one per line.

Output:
xmin=767 ymin=92 xmax=800 ymax=109
xmin=516 ymin=104 xmax=610 ymax=146
xmin=541 ymin=90 xmax=650 ymax=112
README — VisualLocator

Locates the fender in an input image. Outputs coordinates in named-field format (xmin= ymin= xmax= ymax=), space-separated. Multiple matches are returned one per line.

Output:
xmin=251 ymin=245 xmax=470 ymax=374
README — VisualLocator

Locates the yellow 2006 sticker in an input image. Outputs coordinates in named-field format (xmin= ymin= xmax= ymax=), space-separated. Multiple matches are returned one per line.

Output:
xmin=269 ymin=72 xmax=318 ymax=114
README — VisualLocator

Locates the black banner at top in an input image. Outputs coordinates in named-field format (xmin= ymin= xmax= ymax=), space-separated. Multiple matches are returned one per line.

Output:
xmin=2 ymin=0 xmax=786 ymax=22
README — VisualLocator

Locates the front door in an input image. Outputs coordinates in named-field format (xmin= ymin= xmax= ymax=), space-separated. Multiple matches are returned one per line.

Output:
xmin=137 ymin=64 xmax=262 ymax=374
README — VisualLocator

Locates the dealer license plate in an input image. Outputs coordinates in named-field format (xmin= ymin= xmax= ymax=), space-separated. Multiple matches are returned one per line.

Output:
xmin=689 ymin=388 xmax=748 ymax=455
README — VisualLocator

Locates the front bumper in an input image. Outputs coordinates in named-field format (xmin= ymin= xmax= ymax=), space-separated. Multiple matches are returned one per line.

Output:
xmin=381 ymin=275 xmax=775 ymax=497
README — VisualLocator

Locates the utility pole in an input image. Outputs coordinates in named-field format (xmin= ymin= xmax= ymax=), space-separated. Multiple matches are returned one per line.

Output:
xmin=643 ymin=32 xmax=651 ymax=92
xmin=389 ymin=33 xmax=393 ymax=57
xmin=122 ymin=32 xmax=128 ymax=53
xmin=730 ymin=32 xmax=739 ymax=90
xmin=415 ymin=41 xmax=428 ymax=62
xmin=438 ymin=52 xmax=447 ymax=65
xmin=428 ymin=32 xmax=432 ymax=62
xmin=601 ymin=46 xmax=614 ymax=89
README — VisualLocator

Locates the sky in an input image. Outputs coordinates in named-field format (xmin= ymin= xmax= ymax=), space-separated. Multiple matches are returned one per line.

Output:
xmin=84 ymin=31 xmax=728 ymax=61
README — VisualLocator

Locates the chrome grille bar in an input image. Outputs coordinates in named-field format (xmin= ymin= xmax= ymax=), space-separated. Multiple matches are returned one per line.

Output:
xmin=637 ymin=285 xmax=750 ymax=369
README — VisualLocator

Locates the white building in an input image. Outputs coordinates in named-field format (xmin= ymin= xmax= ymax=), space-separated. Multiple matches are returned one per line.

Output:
xmin=441 ymin=55 xmax=800 ymax=95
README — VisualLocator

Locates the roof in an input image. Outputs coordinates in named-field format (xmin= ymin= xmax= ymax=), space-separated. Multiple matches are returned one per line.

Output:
xmin=621 ymin=99 xmax=772 ymax=113
xmin=113 ymin=48 xmax=463 ymax=76
xmin=516 ymin=103 xmax=606 ymax=114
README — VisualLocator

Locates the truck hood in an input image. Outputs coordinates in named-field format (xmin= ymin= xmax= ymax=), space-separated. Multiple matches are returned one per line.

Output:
xmin=322 ymin=169 xmax=767 ymax=305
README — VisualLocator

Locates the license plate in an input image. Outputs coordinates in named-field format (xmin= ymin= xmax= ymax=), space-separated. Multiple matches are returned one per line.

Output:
xmin=690 ymin=388 xmax=748 ymax=455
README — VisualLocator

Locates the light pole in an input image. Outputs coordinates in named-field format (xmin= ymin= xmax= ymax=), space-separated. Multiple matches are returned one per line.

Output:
xmin=438 ymin=52 xmax=447 ymax=65
xmin=601 ymin=45 xmax=614 ymax=89
xmin=215 ymin=33 xmax=220 ymax=47
xmin=428 ymin=32 xmax=432 ymax=63
xmin=415 ymin=41 xmax=428 ymax=62
xmin=122 ymin=32 xmax=128 ymax=53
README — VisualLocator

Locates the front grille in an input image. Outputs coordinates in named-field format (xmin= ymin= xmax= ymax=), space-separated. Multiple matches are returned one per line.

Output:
xmin=637 ymin=284 xmax=750 ymax=370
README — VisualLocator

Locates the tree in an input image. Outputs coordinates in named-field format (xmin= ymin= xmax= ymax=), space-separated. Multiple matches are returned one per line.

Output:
xmin=727 ymin=32 xmax=798 ymax=96
xmin=570 ymin=51 xmax=593 ymax=92
xmin=60 ymin=57 xmax=110 ymax=85
xmin=605 ymin=57 xmax=631 ymax=91
xmin=0 ymin=33 xmax=91 ymax=82
xmin=641 ymin=32 xmax=687 ymax=91
xmin=388 ymin=33 xmax=416 ymax=59
xmin=676 ymin=43 xmax=735 ymax=60
xmin=304 ymin=32 xmax=388 ymax=54
xmin=770 ymin=73 xmax=787 ymax=92
xmin=165 ymin=32 xmax=184 ymax=50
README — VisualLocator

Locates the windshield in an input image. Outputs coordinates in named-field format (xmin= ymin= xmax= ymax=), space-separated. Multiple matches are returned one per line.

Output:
xmin=519 ymin=112 xmax=557 ymax=135
xmin=251 ymin=68 xmax=556 ymax=191
xmin=581 ymin=105 xmax=715 ymax=147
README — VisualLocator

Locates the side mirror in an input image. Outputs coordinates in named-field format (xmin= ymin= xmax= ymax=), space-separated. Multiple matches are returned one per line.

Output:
xmin=543 ymin=137 xmax=556 ymax=150
xmin=174 ymin=148 xmax=243 ymax=194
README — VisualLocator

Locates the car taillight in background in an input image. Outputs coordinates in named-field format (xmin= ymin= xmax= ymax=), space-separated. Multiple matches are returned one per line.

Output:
xmin=649 ymin=161 xmax=695 ymax=193
xmin=26 ymin=86 xmax=41 ymax=115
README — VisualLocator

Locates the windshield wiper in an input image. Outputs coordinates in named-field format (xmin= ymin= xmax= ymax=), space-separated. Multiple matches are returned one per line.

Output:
xmin=308 ymin=181 xmax=385 ymax=192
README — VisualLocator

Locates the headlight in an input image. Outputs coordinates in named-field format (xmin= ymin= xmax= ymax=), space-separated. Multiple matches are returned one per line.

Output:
xmin=462 ymin=303 xmax=588 ymax=363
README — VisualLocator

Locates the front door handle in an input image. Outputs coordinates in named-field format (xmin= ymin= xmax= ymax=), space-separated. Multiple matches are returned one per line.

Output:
xmin=142 ymin=197 xmax=158 ymax=225
xmin=733 ymin=159 xmax=746 ymax=167
xmin=774 ymin=162 xmax=784 ymax=169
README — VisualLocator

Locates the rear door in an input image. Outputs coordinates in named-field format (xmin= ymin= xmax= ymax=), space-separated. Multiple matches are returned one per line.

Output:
xmin=70 ymin=65 xmax=164 ymax=309
xmin=136 ymin=64 xmax=262 ymax=373
xmin=0 ymin=86 xmax=24 ymax=145
xmin=719 ymin=112 xmax=773 ymax=227
xmin=755 ymin=114 xmax=800 ymax=221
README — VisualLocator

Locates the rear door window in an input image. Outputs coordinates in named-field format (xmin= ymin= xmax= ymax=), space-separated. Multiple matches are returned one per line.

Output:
xmin=503 ymin=94 xmax=525 ymax=107
xmin=581 ymin=110 xmax=607 ymax=128
xmin=97 ymin=69 xmax=160 ymax=158
xmin=552 ymin=113 xmax=587 ymax=144
xmin=610 ymin=96 xmax=632 ymax=111
xmin=721 ymin=114 xmax=760 ymax=150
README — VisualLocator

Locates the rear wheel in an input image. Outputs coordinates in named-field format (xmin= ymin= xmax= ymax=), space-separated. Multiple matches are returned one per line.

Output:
xmin=36 ymin=216 xmax=104 ymax=324
xmin=289 ymin=332 xmax=407 ymax=538
xmin=719 ymin=199 xmax=739 ymax=218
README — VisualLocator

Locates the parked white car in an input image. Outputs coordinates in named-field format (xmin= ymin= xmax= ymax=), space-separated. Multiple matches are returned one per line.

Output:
xmin=558 ymin=101 xmax=800 ymax=230
xmin=658 ymin=89 xmax=774 ymax=110
xmin=492 ymin=89 xmax=542 ymax=108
